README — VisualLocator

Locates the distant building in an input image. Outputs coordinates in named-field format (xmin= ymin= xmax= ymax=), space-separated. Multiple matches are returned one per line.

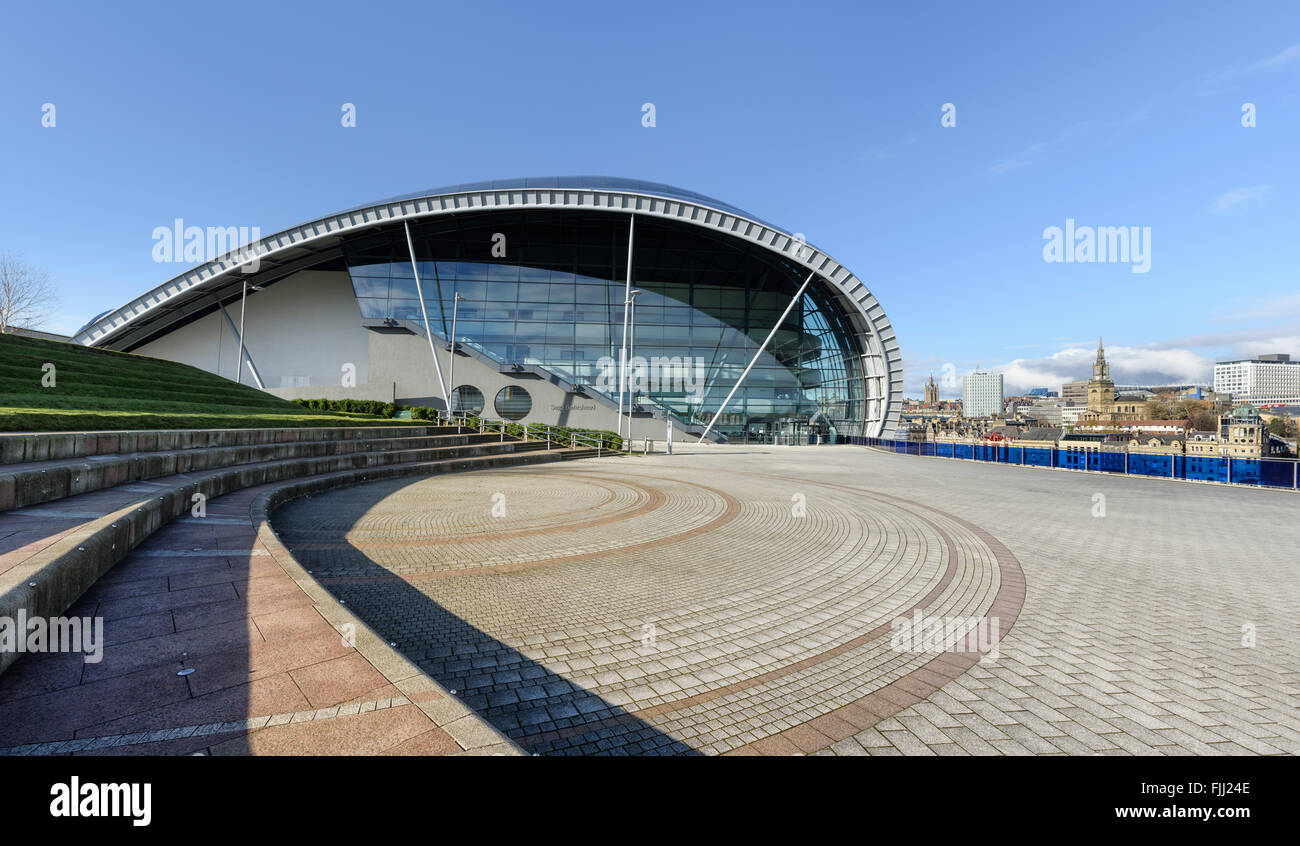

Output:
xmin=1127 ymin=433 xmax=1185 ymax=455
xmin=1214 ymin=354 xmax=1300 ymax=405
xmin=1078 ymin=338 xmax=1153 ymax=423
xmin=1184 ymin=404 xmax=1281 ymax=459
xmin=1076 ymin=419 xmax=1188 ymax=436
xmin=6 ymin=326 xmax=70 ymax=342
xmin=1026 ymin=387 xmax=1058 ymax=397
xmin=923 ymin=373 xmax=940 ymax=406
xmin=1062 ymin=380 xmax=1089 ymax=405
xmin=963 ymin=371 xmax=1004 ymax=418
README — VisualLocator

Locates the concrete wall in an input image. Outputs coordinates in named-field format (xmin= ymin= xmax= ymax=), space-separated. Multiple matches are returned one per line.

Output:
xmin=135 ymin=270 xmax=370 ymax=390
xmin=135 ymin=268 xmax=701 ymax=441
xmin=269 ymin=329 xmax=686 ymax=440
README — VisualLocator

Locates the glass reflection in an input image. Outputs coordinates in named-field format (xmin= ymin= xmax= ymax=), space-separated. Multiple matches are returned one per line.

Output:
xmin=344 ymin=211 xmax=866 ymax=440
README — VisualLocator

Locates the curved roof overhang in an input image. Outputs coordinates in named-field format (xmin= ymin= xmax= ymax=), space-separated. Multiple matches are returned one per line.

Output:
xmin=75 ymin=177 xmax=902 ymax=435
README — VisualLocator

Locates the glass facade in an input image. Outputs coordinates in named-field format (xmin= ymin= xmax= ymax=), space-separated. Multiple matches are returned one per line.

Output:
xmin=342 ymin=210 xmax=868 ymax=440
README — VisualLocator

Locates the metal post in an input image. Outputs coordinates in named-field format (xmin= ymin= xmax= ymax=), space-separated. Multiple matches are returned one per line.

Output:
xmin=217 ymin=298 xmax=265 ymax=389
xmin=236 ymin=280 xmax=248 ymax=386
xmin=232 ymin=281 xmax=265 ymax=387
xmin=625 ymin=289 xmax=643 ymax=447
xmin=667 ymin=420 xmax=673 ymax=455
xmin=448 ymin=292 xmax=463 ymax=413
xmin=617 ymin=215 xmax=636 ymax=440
xmin=404 ymin=220 xmax=450 ymax=417
xmin=699 ymin=270 xmax=814 ymax=442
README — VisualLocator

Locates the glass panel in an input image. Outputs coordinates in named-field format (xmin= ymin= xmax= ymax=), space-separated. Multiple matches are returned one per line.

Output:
xmin=451 ymin=385 xmax=485 ymax=415
xmin=494 ymin=385 xmax=532 ymax=421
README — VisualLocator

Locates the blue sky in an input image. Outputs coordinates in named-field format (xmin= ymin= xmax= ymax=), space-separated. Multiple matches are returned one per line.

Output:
xmin=3 ymin=1 xmax=1297 ymax=396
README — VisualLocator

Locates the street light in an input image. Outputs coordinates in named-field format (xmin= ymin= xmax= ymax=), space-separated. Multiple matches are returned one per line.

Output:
xmin=623 ymin=289 xmax=644 ymax=443
xmin=448 ymin=292 xmax=465 ymax=416
xmin=235 ymin=281 xmax=264 ymax=385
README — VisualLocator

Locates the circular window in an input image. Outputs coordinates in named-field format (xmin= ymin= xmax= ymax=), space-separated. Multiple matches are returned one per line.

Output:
xmin=451 ymin=385 xmax=484 ymax=415
xmin=494 ymin=385 xmax=532 ymax=421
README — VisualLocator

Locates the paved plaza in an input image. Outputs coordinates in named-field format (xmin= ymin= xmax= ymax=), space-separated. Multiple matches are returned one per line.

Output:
xmin=270 ymin=446 xmax=1300 ymax=756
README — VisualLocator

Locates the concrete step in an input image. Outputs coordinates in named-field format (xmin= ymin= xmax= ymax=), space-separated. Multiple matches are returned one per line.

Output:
xmin=0 ymin=424 xmax=458 ymax=466
xmin=0 ymin=439 xmax=612 ymax=677
xmin=0 ymin=430 xmax=508 ymax=513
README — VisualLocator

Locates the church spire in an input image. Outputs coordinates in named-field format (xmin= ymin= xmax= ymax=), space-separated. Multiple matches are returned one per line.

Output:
xmin=1092 ymin=336 xmax=1110 ymax=382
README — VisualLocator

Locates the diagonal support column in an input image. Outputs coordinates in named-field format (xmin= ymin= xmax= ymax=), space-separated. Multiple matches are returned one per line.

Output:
xmin=217 ymin=300 xmax=265 ymax=389
xmin=405 ymin=220 xmax=451 ymax=415
xmin=698 ymin=271 xmax=814 ymax=443
xmin=617 ymin=214 xmax=635 ymax=439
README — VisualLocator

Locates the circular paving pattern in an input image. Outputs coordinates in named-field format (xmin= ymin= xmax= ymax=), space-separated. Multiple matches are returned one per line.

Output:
xmin=271 ymin=461 xmax=1023 ymax=755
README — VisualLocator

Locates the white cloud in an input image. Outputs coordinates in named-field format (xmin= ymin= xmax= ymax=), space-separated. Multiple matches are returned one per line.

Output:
xmin=1212 ymin=185 xmax=1270 ymax=214
xmin=1254 ymin=42 xmax=1300 ymax=71
xmin=972 ymin=334 xmax=1300 ymax=396
xmin=989 ymin=141 xmax=1050 ymax=173
xmin=1211 ymin=292 xmax=1300 ymax=322
xmin=1208 ymin=42 xmax=1300 ymax=84
xmin=989 ymin=344 xmax=1212 ymax=394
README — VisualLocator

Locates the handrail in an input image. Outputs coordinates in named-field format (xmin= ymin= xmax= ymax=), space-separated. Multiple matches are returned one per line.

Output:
xmin=440 ymin=413 xmax=618 ymax=456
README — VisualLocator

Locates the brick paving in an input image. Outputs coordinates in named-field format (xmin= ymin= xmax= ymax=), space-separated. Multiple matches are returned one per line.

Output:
xmin=6 ymin=443 xmax=1295 ymax=756
xmin=0 ymin=470 xmax=523 ymax=756
xmin=269 ymin=444 xmax=1298 ymax=755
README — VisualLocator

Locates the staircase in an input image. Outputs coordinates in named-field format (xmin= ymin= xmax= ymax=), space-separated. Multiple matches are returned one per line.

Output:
xmin=0 ymin=423 xmax=605 ymax=678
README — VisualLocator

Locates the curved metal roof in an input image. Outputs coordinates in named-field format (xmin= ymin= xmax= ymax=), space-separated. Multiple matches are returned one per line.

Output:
xmin=73 ymin=176 xmax=902 ymax=436
xmin=73 ymin=309 xmax=113 ymax=337
xmin=343 ymin=177 xmax=789 ymax=234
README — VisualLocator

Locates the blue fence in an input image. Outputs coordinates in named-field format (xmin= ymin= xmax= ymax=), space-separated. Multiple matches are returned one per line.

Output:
xmin=844 ymin=437 xmax=1299 ymax=490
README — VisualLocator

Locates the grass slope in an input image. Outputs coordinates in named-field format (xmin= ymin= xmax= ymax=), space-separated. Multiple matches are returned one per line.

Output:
xmin=0 ymin=332 xmax=411 ymax=432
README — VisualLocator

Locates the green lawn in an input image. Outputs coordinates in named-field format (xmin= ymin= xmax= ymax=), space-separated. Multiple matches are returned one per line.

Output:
xmin=0 ymin=332 xmax=416 ymax=432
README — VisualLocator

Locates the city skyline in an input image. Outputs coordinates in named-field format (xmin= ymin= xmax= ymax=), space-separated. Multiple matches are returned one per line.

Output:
xmin=914 ymin=340 xmax=1300 ymax=400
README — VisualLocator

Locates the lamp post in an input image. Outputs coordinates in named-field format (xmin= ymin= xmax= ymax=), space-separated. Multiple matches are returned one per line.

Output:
xmin=235 ymin=281 xmax=263 ymax=385
xmin=448 ymin=292 xmax=464 ymax=415
xmin=623 ymin=289 xmax=644 ymax=443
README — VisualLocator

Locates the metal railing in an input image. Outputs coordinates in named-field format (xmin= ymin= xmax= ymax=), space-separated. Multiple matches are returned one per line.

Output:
xmin=848 ymin=435 xmax=1300 ymax=491
xmin=436 ymin=413 xmax=619 ymax=457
